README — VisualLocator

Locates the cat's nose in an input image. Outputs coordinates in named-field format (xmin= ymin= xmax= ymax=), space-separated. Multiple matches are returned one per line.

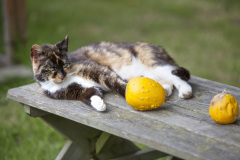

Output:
xmin=57 ymin=73 xmax=64 ymax=80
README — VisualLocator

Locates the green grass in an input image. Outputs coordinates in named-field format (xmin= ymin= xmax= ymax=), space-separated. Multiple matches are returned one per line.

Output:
xmin=24 ymin=0 xmax=240 ymax=87
xmin=1 ymin=0 xmax=240 ymax=159
xmin=0 ymin=78 xmax=65 ymax=160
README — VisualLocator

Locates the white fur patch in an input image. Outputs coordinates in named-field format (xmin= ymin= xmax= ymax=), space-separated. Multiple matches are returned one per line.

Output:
xmin=115 ymin=57 xmax=176 ymax=82
xmin=40 ymin=76 xmax=108 ymax=93
xmin=162 ymin=84 xmax=173 ymax=96
xmin=115 ymin=59 xmax=192 ymax=98
xmin=90 ymin=95 xmax=106 ymax=111
xmin=115 ymin=57 xmax=152 ymax=80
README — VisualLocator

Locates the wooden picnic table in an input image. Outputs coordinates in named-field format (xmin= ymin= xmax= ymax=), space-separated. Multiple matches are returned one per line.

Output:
xmin=7 ymin=76 xmax=240 ymax=160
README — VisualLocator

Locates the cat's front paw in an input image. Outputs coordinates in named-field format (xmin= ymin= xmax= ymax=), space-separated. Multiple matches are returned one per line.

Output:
xmin=90 ymin=96 xmax=106 ymax=111
xmin=178 ymin=84 xmax=192 ymax=99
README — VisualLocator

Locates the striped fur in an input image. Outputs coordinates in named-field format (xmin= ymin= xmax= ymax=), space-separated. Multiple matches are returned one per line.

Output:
xmin=31 ymin=36 xmax=192 ymax=111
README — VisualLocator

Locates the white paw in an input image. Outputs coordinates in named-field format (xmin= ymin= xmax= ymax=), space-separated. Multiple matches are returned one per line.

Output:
xmin=178 ymin=84 xmax=192 ymax=99
xmin=90 ymin=96 xmax=106 ymax=111
xmin=162 ymin=84 xmax=173 ymax=97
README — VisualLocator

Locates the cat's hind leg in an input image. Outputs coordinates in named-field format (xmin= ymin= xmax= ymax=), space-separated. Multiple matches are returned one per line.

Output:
xmin=171 ymin=67 xmax=192 ymax=99
xmin=169 ymin=77 xmax=192 ymax=99
xmin=151 ymin=66 xmax=192 ymax=99
xmin=80 ymin=87 xmax=106 ymax=111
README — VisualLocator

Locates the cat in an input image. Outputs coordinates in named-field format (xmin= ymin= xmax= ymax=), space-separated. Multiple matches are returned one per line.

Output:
xmin=31 ymin=36 xmax=192 ymax=111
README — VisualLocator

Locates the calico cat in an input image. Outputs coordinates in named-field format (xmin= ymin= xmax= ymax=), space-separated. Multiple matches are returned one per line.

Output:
xmin=31 ymin=36 xmax=192 ymax=111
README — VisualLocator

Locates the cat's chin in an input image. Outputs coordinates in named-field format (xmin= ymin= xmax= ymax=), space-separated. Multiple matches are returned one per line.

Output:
xmin=51 ymin=79 xmax=64 ymax=84
xmin=54 ymin=80 xmax=64 ymax=84
xmin=50 ymin=76 xmax=68 ymax=84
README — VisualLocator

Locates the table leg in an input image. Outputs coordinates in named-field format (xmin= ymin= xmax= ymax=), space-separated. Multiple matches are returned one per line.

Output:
xmin=25 ymin=106 xmax=175 ymax=160
xmin=56 ymin=140 xmax=85 ymax=160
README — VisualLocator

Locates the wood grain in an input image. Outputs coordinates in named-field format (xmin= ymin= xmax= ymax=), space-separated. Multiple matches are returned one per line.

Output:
xmin=7 ymin=76 xmax=240 ymax=160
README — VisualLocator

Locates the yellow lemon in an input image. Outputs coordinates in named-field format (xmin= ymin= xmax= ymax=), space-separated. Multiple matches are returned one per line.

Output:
xmin=125 ymin=77 xmax=165 ymax=111
xmin=209 ymin=91 xmax=239 ymax=124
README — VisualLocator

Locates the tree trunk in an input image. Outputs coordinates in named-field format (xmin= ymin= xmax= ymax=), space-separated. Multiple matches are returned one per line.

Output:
xmin=2 ymin=0 xmax=27 ymax=66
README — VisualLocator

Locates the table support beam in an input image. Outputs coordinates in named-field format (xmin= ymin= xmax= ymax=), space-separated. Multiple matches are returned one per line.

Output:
xmin=24 ymin=106 xmax=171 ymax=160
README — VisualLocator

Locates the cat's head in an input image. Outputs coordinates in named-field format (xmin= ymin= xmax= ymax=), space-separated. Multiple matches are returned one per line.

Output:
xmin=31 ymin=36 xmax=71 ymax=84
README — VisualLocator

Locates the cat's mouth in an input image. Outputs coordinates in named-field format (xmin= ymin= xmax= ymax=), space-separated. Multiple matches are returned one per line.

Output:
xmin=51 ymin=75 xmax=67 ymax=84
xmin=54 ymin=80 xmax=64 ymax=84
xmin=52 ymin=72 xmax=68 ymax=84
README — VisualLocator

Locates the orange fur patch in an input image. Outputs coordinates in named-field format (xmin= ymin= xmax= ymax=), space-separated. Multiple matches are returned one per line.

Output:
xmin=134 ymin=42 xmax=157 ymax=68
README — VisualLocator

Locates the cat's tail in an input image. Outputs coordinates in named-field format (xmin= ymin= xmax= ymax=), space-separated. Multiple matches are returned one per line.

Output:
xmin=172 ymin=67 xmax=190 ymax=81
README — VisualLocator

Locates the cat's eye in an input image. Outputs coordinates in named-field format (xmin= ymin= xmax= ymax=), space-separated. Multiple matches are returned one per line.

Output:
xmin=48 ymin=68 xmax=54 ymax=71
xmin=63 ymin=64 xmax=69 ymax=68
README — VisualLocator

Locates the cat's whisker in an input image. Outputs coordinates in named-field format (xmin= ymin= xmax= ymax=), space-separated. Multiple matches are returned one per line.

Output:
xmin=68 ymin=71 xmax=77 ymax=77
xmin=42 ymin=81 xmax=52 ymax=88
xmin=30 ymin=79 xmax=36 ymax=83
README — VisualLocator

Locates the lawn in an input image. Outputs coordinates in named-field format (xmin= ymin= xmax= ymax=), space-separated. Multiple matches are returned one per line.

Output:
xmin=1 ymin=0 xmax=240 ymax=159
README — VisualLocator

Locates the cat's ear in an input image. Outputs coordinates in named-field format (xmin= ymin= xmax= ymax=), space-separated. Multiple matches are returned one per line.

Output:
xmin=31 ymin=44 xmax=44 ymax=61
xmin=56 ymin=35 xmax=68 ymax=53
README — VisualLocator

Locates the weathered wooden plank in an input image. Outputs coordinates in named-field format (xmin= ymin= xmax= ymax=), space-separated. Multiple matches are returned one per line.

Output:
xmin=56 ymin=140 xmax=83 ymax=160
xmin=166 ymin=156 xmax=183 ymax=160
xmin=40 ymin=110 xmax=144 ymax=160
xmin=41 ymin=113 xmax=101 ymax=160
xmin=96 ymin=132 xmax=111 ymax=154
xmin=110 ymin=148 xmax=169 ymax=160
xmin=7 ymin=76 xmax=240 ymax=160
xmin=104 ymin=95 xmax=240 ymax=148
xmin=95 ymin=132 xmax=141 ymax=160
xmin=24 ymin=105 xmax=49 ymax=117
